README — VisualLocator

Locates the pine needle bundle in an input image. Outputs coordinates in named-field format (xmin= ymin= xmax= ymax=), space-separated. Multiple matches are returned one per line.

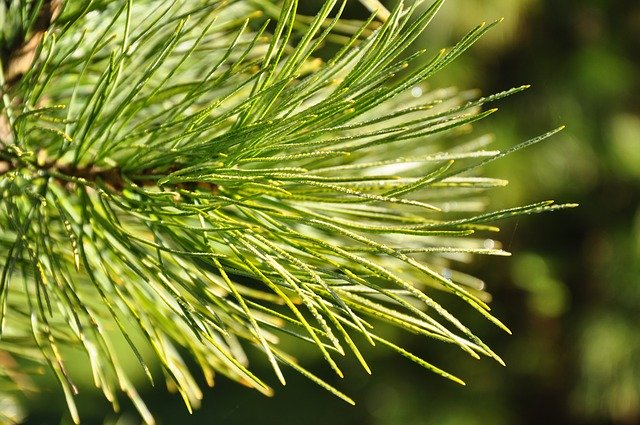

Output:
xmin=0 ymin=0 xmax=574 ymax=423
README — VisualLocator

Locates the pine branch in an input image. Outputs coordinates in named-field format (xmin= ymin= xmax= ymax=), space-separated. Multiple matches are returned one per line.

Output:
xmin=0 ymin=0 xmax=576 ymax=423
xmin=0 ymin=148 xmax=218 ymax=193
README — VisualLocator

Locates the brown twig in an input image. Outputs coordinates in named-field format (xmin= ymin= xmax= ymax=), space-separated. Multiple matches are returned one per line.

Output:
xmin=3 ymin=0 xmax=63 ymax=86
xmin=1 ymin=1 xmax=62 ymax=144
xmin=0 ymin=153 xmax=218 ymax=195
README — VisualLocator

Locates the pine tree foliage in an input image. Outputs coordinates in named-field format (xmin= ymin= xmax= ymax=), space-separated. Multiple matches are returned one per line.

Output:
xmin=0 ymin=0 xmax=575 ymax=422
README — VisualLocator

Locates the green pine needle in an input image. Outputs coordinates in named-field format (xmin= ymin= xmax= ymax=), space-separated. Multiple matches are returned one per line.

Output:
xmin=0 ymin=0 xmax=575 ymax=423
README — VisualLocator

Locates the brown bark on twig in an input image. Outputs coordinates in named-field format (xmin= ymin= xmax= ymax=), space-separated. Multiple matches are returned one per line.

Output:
xmin=1 ymin=1 xmax=62 ymax=143
xmin=3 ymin=0 xmax=62 ymax=86
xmin=0 ymin=153 xmax=218 ymax=195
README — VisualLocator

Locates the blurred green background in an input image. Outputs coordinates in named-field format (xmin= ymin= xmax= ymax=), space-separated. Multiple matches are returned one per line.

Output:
xmin=21 ymin=0 xmax=640 ymax=424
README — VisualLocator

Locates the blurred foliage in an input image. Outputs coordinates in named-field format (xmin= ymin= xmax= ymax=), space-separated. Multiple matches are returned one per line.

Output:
xmin=20 ymin=0 xmax=639 ymax=423
xmin=429 ymin=1 xmax=640 ymax=424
